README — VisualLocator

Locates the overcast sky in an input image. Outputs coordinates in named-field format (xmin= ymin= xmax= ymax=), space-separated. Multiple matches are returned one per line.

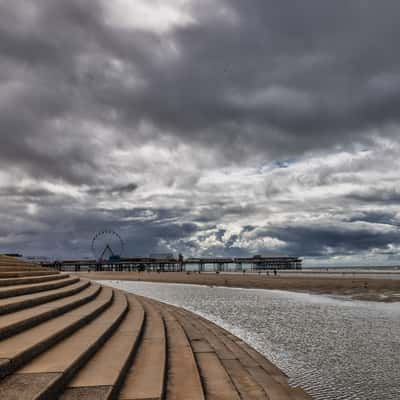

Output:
xmin=1 ymin=0 xmax=400 ymax=265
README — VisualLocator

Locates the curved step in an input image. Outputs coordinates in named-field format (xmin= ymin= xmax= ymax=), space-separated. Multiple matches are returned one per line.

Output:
xmin=0 ymin=286 xmax=113 ymax=378
xmin=0 ymin=275 xmax=78 ymax=299
xmin=59 ymin=293 xmax=145 ymax=400
xmin=290 ymin=387 xmax=313 ymax=399
xmin=0 ymin=279 xmax=90 ymax=315
xmin=0 ymin=267 xmax=53 ymax=273
xmin=0 ymin=290 xmax=128 ymax=400
xmin=192 ymin=313 xmax=287 ymax=376
xmin=0 ymin=283 xmax=101 ymax=340
xmin=0 ymin=262 xmax=49 ymax=267
xmin=0 ymin=271 xmax=59 ymax=279
xmin=148 ymin=298 xmax=205 ymax=400
xmin=176 ymin=308 xmax=294 ymax=400
xmin=175 ymin=307 xmax=280 ymax=399
xmin=171 ymin=308 xmax=241 ymax=400
xmin=187 ymin=312 xmax=293 ymax=395
xmin=0 ymin=273 xmax=66 ymax=287
xmin=118 ymin=296 xmax=167 ymax=400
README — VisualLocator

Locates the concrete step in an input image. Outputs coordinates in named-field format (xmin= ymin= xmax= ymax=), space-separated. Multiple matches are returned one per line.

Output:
xmin=0 ymin=273 xmax=66 ymax=287
xmin=174 ymin=309 xmax=236 ymax=360
xmin=59 ymin=293 xmax=145 ymax=400
xmin=118 ymin=297 xmax=167 ymax=400
xmin=148 ymin=298 xmax=205 ymax=400
xmin=0 ymin=271 xmax=59 ymax=279
xmin=0 ymin=286 xmax=113 ymax=378
xmin=202 ymin=319 xmax=290 ymax=388
xmin=0 ymin=290 xmax=128 ymax=400
xmin=289 ymin=387 xmax=313 ymax=399
xmin=246 ymin=367 xmax=294 ymax=400
xmin=0 ymin=279 xmax=90 ymax=315
xmin=173 ymin=307 xmax=268 ymax=400
xmin=176 ymin=307 xmax=295 ymax=400
xmin=0 ymin=275 xmax=79 ymax=299
xmin=192 ymin=313 xmax=289 ymax=384
xmin=195 ymin=352 xmax=241 ymax=400
xmin=0 ymin=262 xmax=47 ymax=267
xmin=0 ymin=283 xmax=101 ymax=340
xmin=0 ymin=267 xmax=52 ymax=272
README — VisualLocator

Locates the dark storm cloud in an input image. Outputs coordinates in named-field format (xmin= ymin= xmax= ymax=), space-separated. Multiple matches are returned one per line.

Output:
xmin=0 ymin=204 xmax=200 ymax=257
xmin=346 ymin=211 xmax=400 ymax=226
xmin=348 ymin=188 xmax=400 ymax=204
xmin=241 ymin=223 xmax=400 ymax=258
xmin=2 ymin=0 xmax=400 ymax=177
xmin=105 ymin=0 xmax=400 ymax=156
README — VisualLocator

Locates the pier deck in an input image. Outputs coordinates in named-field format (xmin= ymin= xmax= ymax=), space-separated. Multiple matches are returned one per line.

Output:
xmin=0 ymin=255 xmax=311 ymax=399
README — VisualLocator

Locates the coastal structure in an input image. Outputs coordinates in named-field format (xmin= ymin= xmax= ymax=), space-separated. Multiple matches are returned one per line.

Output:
xmin=0 ymin=254 xmax=311 ymax=399
xmin=48 ymin=255 xmax=302 ymax=272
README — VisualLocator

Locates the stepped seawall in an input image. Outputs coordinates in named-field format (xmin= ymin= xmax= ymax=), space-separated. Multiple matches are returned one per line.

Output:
xmin=0 ymin=255 xmax=311 ymax=399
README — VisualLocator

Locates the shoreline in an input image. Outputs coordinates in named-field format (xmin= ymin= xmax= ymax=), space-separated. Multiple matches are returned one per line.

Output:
xmin=76 ymin=271 xmax=400 ymax=302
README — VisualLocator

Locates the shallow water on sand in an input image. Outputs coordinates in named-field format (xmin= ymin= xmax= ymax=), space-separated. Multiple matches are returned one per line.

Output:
xmin=101 ymin=280 xmax=400 ymax=400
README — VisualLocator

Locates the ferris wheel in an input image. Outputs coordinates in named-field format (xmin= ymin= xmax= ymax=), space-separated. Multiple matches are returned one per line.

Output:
xmin=91 ymin=230 xmax=124 ymax=261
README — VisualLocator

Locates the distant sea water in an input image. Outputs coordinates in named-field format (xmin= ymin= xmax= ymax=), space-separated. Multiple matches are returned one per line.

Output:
xmin=101 ymin=280 xmax=400 ymax=400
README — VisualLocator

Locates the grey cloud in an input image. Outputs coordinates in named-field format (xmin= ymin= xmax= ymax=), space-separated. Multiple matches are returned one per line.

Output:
xmin=2 ymin=0 xmax=400 ymax=181
xmin=242 ymin=223 xmax=400 ymax=258
xmin=0 ymin=186 xmax=54 ymax=198
xmin=348 ymin=188 xmax=400 ymax=204
xmin=87 ymin=182 xmax=139 ymax=196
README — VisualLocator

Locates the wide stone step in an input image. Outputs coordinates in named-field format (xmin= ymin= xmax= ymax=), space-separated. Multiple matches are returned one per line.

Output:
xmin=0 ymin=271 xmax=59 ymax=279
xmin=0 ymin=267 xmax=52 ymax=272
xmin=0 ymin=262 xmax=48 ymax=267
xmin=174 ymin=306 xmax=281 ymax=399
xmin=171 ymin=309 xmax=241 ymax=400
xmin=289 ymin=387 xmax=313 ymax=399
xmin=192 ymin=313 xmax=288 ymax=381
xmin=59 ymin=293 xmax=145 ymax=400
xmin=0 ymin=260 xmax=36 ymax=265
xmin=0 ymin=279 xmax=90 ymax=315
xmin=0 ymin=290 xmax=128 ymax=400
xmin=175 ymin=307 xmax=294 ymax=400
xmin=0 ymin=273 xmax=66 ymax=287
xmin=0 ymin=283 xmax=101 ymax=340
xmin=190 ymin=314 xmax=296 ymax=398
xmin=0 ymin=286 xmax=113 ymax=378
xmin=147 ymin=298 xmax=205 ymax=400
xmin=0 ymin=275 xmax=79 ymax=299
xmin=118 ymin=296 xmax=167 ymax=400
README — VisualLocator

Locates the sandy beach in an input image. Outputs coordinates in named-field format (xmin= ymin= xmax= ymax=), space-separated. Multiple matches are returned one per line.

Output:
xmin=77 ymin=271 xmax=400 ymax=302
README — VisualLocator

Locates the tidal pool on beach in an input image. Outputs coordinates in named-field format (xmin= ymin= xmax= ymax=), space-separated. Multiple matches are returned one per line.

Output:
xmin=100 ymin=280 xmax=400 ymax=400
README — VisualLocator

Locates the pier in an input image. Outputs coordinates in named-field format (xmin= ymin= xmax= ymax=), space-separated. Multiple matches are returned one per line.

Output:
xmin=46 ymin=255 xmax=302 ymax=272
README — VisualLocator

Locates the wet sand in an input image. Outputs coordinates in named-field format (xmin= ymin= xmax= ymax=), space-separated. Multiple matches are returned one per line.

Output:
xmin=77 ymin=271 xmax=400 ymax=302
